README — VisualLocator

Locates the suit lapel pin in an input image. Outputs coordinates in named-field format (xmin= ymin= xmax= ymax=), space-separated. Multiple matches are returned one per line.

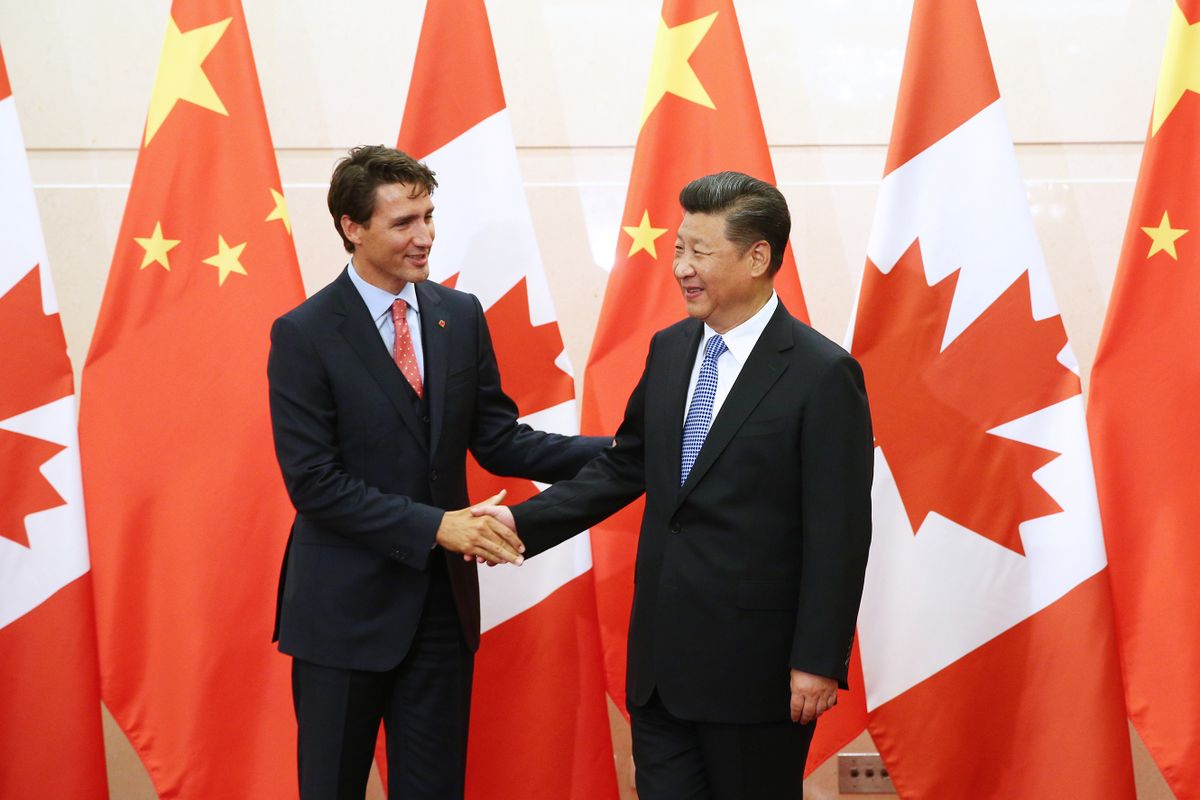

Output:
xmin=438 ymin=319 xmax=446 ymax=328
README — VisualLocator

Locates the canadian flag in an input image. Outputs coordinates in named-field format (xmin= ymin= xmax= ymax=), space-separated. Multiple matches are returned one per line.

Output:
xmin=846 ymin=0 xmax=1136 ymax=796
xmin=0 ymin=44 xmax=109 ymax=798
xmin=387 ymin=1 xmax=618 ymax=798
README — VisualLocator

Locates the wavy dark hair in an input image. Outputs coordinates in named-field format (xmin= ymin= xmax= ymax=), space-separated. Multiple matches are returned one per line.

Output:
xmin=328 ymin=145 xmax=438 ymax=253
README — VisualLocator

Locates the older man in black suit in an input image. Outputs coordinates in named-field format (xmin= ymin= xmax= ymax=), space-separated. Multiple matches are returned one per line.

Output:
xmin=478 ymin=171 xmax=874 ymax=799
xmin=267 ymin=145 xmax=607 ymax=800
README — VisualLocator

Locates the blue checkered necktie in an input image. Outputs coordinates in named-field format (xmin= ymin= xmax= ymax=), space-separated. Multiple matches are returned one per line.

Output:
xmin=680 ymin=334 xmax=728 ymax=485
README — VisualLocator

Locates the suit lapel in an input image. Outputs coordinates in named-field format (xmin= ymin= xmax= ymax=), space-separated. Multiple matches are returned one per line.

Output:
xmin=332 ymin=270 xmax=429 ymax=453
xmin=416 ymin=282 xmax=449 ymax=458
xmin=675 ymin=303 xmax=794 ymax=509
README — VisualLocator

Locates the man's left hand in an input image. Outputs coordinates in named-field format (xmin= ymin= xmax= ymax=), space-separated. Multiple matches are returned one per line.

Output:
xmin=790 ymin=669 xmax=837 ymax=725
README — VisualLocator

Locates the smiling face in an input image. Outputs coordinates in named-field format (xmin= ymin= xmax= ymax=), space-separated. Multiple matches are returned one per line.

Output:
xmin=673 ymin=211 xmax=773 ymax=333
xmin=342 ymin=182 xmax=434 ymax=294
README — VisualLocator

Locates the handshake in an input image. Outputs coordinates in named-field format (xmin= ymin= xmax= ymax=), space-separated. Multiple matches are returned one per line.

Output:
xmin=434 ymin=490 xmax=522 ymax=566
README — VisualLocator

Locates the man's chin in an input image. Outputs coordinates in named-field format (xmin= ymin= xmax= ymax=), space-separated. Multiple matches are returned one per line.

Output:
xmin=682 ymin=297 xmax=708 ymax=320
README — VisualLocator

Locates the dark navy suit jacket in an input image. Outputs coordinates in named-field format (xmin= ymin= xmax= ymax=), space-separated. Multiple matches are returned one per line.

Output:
xmin=268 ymin=268 xmax=606 ymax=670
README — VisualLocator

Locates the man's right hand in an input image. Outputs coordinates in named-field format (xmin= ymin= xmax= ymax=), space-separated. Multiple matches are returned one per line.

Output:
xmin=470 ymin=502 xmax=515 ymax=533
xmin=437 ymin=490 xmax=524 ymax=566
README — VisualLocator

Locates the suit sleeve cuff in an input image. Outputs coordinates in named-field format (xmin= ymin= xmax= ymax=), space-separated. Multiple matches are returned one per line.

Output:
xmin=387 ymin=503 xmax=445 ymax=571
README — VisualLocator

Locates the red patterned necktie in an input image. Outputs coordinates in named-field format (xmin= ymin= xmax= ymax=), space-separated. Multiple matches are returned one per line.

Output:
xmin=391 ymin=298 xmax=423 ymax=399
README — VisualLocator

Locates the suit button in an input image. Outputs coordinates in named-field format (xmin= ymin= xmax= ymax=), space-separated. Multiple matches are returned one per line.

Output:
xmin=422 ymin=415 xmax=430 ymax=424
xmin=431 ymin=469 xmax=438 ymax=481
xmin=669 ymin=523 xmax=681 ymax=534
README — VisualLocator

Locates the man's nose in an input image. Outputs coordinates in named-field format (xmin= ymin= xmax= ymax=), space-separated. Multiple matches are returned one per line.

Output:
xmin=414 ymin=221 xmax=434 ymax=247
xmin=673 ymin=256 xmax=694 ymax=278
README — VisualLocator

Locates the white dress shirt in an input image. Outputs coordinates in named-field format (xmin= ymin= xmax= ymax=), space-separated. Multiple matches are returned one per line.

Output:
xmin=682 ymin=292 xmax=778 ymax=423
xmin=347 ymin=260 xmax=426 ymax=383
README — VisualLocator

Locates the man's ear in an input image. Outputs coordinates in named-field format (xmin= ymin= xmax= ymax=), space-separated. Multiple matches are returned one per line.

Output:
xmin=748 ymin=240 xmax=771 ymax=278
xmin=340 ymin=214 xmax=362 ymax=248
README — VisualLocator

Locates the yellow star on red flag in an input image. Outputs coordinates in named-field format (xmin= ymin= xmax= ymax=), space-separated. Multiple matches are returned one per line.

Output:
xmin=202 ymin=235 xmax=248 ymax=285
xmin=144 ymin=16 xmax=232 ymax=146
xmin=640 ymin=12 xmax=718 ymax=130
xmin=1142 ymin=210 xmax=1188 ymax=259
xmin=622 ymin=210 xmax=669 ymax=258
xmin=133 ymin=221 xmax=181 ymax=271
xmin=265 ymin=188 xmax=292 ymax=235
xmin=1152 ymin=2 xmax=1200 ymax=136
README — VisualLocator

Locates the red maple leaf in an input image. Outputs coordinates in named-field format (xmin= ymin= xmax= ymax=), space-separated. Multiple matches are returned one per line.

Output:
xmin=0 ymin=428 xmax=67 ymax=547
xmin=0 ymin=265 xmax=73 ymax=547
xmin=851 ymin=240 xmax=1079 ymax=554
xmin=0 ymin=265 xmax=73 ymax=422
xmin=442 ymin=274 xmax=575 ymax=417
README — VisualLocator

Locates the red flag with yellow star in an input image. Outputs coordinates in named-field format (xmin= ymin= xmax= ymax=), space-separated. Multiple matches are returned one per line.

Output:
xmin=78 ymin=1 xmax=304 ymax=796
xmin=0 ymin=42 xmax=109 ymax=800
xmin=1089 ymin=2 xmax=1200 ymax=795
xmin=581 ymin=0 xmax=822 ymax=760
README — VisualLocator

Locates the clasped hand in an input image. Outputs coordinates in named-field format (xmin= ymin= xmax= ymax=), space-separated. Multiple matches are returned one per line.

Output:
xmin=436 ymin=490 xmax=524 ymax=566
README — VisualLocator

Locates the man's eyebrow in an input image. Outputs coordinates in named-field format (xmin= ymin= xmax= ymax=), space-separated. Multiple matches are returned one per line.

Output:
xmin=391 ymin=204 xmax=435 ymax=223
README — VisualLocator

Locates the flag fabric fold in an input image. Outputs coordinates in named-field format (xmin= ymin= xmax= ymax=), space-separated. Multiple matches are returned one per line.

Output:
xmin=0 ymin=41 xmax=110 ymax=800
xmin=1089 ymin=1 xmax=1200 ymax=796
xmin=387 ymin=2 xmax=618 ymax=797
xmin=846 ymin=0 xmax=1136 ymax=796
xmin=78 ymin=2 xmax=305 ymax=797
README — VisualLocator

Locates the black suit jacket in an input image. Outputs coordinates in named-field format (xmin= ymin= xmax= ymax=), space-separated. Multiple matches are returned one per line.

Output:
xmin=267 ymin=268 xmax=606 ymax=671
xmin=512 ymin=302 xmax=873 ymax=724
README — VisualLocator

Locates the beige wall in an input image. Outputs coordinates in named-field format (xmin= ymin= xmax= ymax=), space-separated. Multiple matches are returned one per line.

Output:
xmin=1 ymin=0 xmax=1179 ymax=797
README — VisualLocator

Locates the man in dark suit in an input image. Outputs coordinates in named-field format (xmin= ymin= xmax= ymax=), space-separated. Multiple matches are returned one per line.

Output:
xmin=267 ymin=145 xmax=608 ymax=799
xmin=478 ymin=171 xmax=874 ymax=799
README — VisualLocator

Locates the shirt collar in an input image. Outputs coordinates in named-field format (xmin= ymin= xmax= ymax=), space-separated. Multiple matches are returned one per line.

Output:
xmin=701 ymin=292 xmax=778 ymax=366
xmin=347 ymin=259 xmax=421 ymax=323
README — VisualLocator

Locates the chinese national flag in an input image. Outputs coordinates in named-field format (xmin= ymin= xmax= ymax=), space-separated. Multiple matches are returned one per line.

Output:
xmin=0 ymin=43 xmax=109 ymax=800
xmin=585 ymin=0 xmax=812 ymax=730
xmin=1088 ymin=1 xmax=1200 ymax=795
xmin=78 ymin=2 xmax=304 ymax=797
xmin=846 ymin=0 xmax=1135 ymax=796
xmin=381 ymin=2 xmax=618 ymax=797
